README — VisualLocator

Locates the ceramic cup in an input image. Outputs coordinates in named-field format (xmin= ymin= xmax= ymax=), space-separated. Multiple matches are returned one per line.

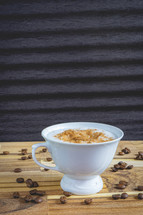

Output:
xmin=32 ymin=122 xmax=124 ymax=195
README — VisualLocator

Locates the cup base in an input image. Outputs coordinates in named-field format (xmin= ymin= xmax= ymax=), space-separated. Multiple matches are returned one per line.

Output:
xmin=60 ymin=175 xmax=103 ymax=195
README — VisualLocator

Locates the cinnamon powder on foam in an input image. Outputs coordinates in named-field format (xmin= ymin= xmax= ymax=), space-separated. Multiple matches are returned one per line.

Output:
xmin=55 ymin=129 xmax=113 ymax=144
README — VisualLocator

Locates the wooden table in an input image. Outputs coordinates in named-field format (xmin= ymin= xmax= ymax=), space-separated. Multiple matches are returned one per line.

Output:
xmin=0 ymin=141 xmax=143 ymax=215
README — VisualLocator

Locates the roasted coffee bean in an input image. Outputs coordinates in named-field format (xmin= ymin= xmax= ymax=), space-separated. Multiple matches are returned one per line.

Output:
xmin=26 ymin=179 xmax=33 ymax=188
xmin=22 ymin=148 xmax=27 ymax=151
xmin=29 ymin=189 xmax=37 ymax=195
xmin=122 ymin=147 xmax=131 ymax=154
xmin=112 ymin=194 xmax=121 ymax=200
xmin=3 ymin=151 xmax=9 ymax=155
xmin=138 ymin=151 xmax=143 ymax=156
xmin=84 ymin=198 xmax=92 ymax=205
xmin=14 ymin=168 xmax=22 ymax=173
xmin=36 ymin=191 xmax=46 ymax=196
xmin=114 ymin=164 xmax=120 ymax=169
xmin=118 ymin=161 xmax=124 ymax=165
xmin=13 ymin=192 xmax=20 ymax=198
xmin=24 ymin=194 xmax=33 ymax=202
xmin=136 ymin=154 xmax=143 ymax=160
xmin=34 ymin=196 xmax=43 ymax=203
xmin=33 ymin=181 xmax=39 ymax=187
xmin=119 ymin=151 xmax=125 ymax=155
xmin=120 ymin=165 xmax=126 ymax=170
xmin=111 ymin=167 xmax=118 ymax=172
xmin=28 ymin=155 xmax=32 ymax=159
xmin=116 ymin=184 xmax=126 ymax=189
xmin=137 ymin=186 xmax=143 ymax=191
xmin=63 ymin=191 xmax=72 ymax=197
xmin=42 ymin=148 xmax=47 ymax=152
xmin=121 ymin=162 xmax=127 ymax=167
xmin=126 ymin=165 xmax=133 ymax=169
xmin=60 ymin=196 xmax=67 ymax=204
xmin=119 ymin=181 xmax=128 ymax=186
xmin=21 ymin=156 xmax=27 ymax=160
xmin=46 ymin=157 xmax=52 ymax=161
xmin=16 ymin=177 xmax=24 ymax=183
xmin=21 ymin=149 xmax=27 ymax=155
xmin=121 ymin=193 xmax=128 ymax=199
xmin=138 ymin=193 xmax=143 ymax=200
xmin=44 ymin=168 xmax=49 ymax=171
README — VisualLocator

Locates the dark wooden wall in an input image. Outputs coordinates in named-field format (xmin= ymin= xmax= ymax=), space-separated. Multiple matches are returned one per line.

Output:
xmin=0 ymin=0 xmax=143 ymax=141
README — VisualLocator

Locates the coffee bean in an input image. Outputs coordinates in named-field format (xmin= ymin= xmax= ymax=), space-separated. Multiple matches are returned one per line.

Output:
xmin=120 ymin=165 xmax=126 ymax=170
xmin=26 ymin=179 xmax=33 ymax=188
xmin=14 ymin=168 xmax=22 ymax=173
xmin=46 ymin=157 xmax=52 ymax=161
xmin=21 ymin=149 xmax=28 ymax=155
xmin=29 ymin=189 xmax=37 ymax=195
xmin=119 ymin=151 xmax=125 ymax=155
xmin=114 ymin=164 xmax=120 ymax=169
xmin=116 ymin=184 xmax=126 ymax=189
xmin=16 ymin=178 xmax=24 ymax=183
xmin=60 ymin=196 xmax=67 ymax=204
xmin=21 ymin=156 xmax=27 ymax=160
xmin=122 ymin=147 xmax=131 ymax=154
xmin=63 ymin=191 xmax=72 ymax=197
xmin=44 ymin=168 xmax=49 ymax=171
xmin=121 ymin=193 xmax=128 ymax=199
xmin=42 ymin=148 xmax=47 ymax=152
xmin=138 ymin=151 xmax=143 ymax=156
xmin=118 ymin=161 xmax=124 ymax=165
xmin=111 ymin=167 xmax=118 ymax=172
xmin=137 ymin=186 xmax=143 ymax=191
xmin=136 ymin=154 xmax=143 ymax=160
xmin=119 ymin=181 xmax=128 ymax=186
xmin=34 ymin=196 xmax=43 ymax=203
xmin=36 ymin=191 xmax=46 ymax=196
xmin=33 ymin=181 xmax=39 ymax=187
xmin=120 ymin=162 xmax=127 ymax=167
xmin=22 ymin=148 xmax=27 ymax=151
xmin=112 ymin=194 xmax=121 ymax=200
xmin=138 ymin=193 xmax=143 ymax=200
xmin=24 ymin=195 xmax=33 ymax=202
xmin=28 ymin=155 xmax=32 ymax=159
xmin=84 ymin=198 xmax=92 ymax=205
xmin=13 ymin=192 xmax=20 ymax=198
xmin=3 ymin=151 xmax=9 ymax=155
xmin=126 ymin=165 xmax=133 ymax=169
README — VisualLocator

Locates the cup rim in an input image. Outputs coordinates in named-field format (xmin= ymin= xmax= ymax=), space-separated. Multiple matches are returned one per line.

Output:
xmin=41 ymin=122 xmax=124 ymax=146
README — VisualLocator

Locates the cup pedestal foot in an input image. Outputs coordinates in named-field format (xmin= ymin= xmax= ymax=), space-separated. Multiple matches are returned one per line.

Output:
xmin=60 ymin=175 xmax=103 ymax=195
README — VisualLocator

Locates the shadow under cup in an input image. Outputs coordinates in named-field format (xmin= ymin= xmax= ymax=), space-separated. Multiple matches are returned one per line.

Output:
xmin=32 ymin=122 xmax=124 ymax=195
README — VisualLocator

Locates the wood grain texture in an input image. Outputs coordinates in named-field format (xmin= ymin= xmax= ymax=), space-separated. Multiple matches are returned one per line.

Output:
xmin=0 ymin=141 xmax=143 ymax=215
xmin=0 ymin=0 xmax=143 ymax=141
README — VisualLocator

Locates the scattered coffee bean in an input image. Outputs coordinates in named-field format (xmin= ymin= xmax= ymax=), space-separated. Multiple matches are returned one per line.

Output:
xmin=112 ymin=194 xmax=121 ymax=200
xmin=119 ymin=151 xmax=125 ymax=155
xmin=16 ymin=178 xmax=24 ymax=183
xmin=136 ymin=152 xmax=143 ymax=160
xmin=3 ymin=151 xmax=9 ymax=155
xmin=114 ymin=164 xmax=121 ymax=169
xmin=119 ymin=181 xmax=128 ymax=186
xmin=111 ymin=167 xmax=118 ymax=172
xmin=36 ymin=191 xmax=45 ymax=196
xmin=13 ymin=192 xmax=20 ymax=198
xmin=24 ymin=194 xmax=33 ymax=202
xmin=34 ymin=196 xmax=43 ymax=203
xmin=126 ymin=165 xmax=133 ymax=169
xmin=137 ymin=186 xmax=143 ymax=191
xmin=63 ymin=191 xmax=72 ymax=197
xmin=42 ymin=148 xmax=47 ymax=152
xmin=84 ymin=198 xmax=92 ymax=205
xmin=29 ymin=189 xmax=37 ymax=195
xmin=21 ymin=156 xmax=27 ymax=160
xmin=21 ymin=149 xmax=28 ymax=155
xmin=26 ymin=179 xmax=33 ymax=188
xmin=14 ymin=168 xmax=22 ymax=173
xmin=116 ymin=184 xmax=126 ymax=189
xmin=118 ymin=161 xmax=124 ymax=165
xmin=44 ymin=168 xmax=49 ymax=171
xmin=121 ymin=193 xmax=128 ymax=199
xmin=60 ymin=196 xmax=67 ymax=204
xmin=33 ymin=181 xmax=39 ymax=187
xmin=28 ymin=155 xmax=32 ymax=159
xmin=138 ymin=193 xmax=143 ymax=200
xmin=46 ymin=157 xmax=52 ymax=161
xmin=122 ymin=147 xmax=131 ymax=154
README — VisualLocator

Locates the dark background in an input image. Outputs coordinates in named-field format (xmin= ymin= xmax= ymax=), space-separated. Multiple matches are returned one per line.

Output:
xmin=0 ymin=0 xmax=143 ymax=141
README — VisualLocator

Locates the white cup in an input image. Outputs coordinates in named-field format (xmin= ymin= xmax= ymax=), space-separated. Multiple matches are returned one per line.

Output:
xmin=32 ymin=122 xmax=124 ymax=195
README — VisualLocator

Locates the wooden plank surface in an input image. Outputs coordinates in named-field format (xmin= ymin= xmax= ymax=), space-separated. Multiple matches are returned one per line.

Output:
xmin=0 ymin=141 xmax=143 ymax=215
